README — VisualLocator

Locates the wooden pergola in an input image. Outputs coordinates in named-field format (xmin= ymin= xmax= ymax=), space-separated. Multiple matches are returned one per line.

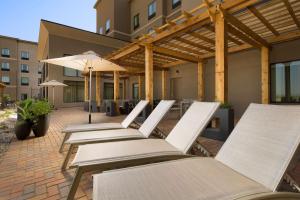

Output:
xmin=101 ymin=0 xmax=300 ymax=106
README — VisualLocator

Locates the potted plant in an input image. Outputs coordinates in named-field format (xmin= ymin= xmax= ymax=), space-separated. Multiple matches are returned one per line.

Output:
xmin=31 ymin=100 xmax=51 ymax=137
xmin=15 ymin=99 xmax=34 ymax=140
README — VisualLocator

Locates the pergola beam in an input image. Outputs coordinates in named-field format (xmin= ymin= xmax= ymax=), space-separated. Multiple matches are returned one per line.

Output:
xmin=152 ymin=46 xmax=200 ymax=63
xmin=282 ymin=0 xmax=300 ymax=29
xmin=167 ymin=42 xmax=204 ymax=56
xmin=227 ymin=24 xmax=262 ymax=48
xmin=248 ymin=6 xmax=279 ymax=36
xmin=205 ymin=25 xmax=243 ymax=45
xmin=175 ymin=37 xmax=214 ymax=53
xmin=189 ymin=32 xmax=215 ymax=45
xmin=222 ymin=8 xmax=269 ymax=47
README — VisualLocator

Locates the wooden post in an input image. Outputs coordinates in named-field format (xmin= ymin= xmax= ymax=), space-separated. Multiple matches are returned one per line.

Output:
xmin=215 ymin=9 xmax=228 ymax=103
xmin=145 ymin=44 xmax=154 ymax=106
xmin=161 ymin=70 xmax=167 ymax=100
xmin=84 ymin=75 xmax=88 ymax=101
xmin=138 ymin=75 xmax=142 ymax=99
xmin=197 ymin=62 xmax=205 ymax=101
xmin=123 ymin=79 xmax=126 ymax=99
xmin=96 ymin=72 xmax=101 ymax=107
xmin=261 ymin=46 xmax=270 ymax=104
xmin=114 ymin=71 xmax=120 ymax=102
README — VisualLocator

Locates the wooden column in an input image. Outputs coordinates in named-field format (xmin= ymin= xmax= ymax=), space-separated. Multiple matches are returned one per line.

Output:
xmin=96 ymin=72 xmax=101 ymax=107
xmin=123 ymin=79 xmax=126 ymax=99
xmin=215 ymin=9 xmax=228 ymax=103
xmin=138 ymin=75 xmax=142 ymax=99
xmin=261 ymin=46 xmax=270 ymax=104
xmin=197 ymin=62 xmax=205 ymax=101
xmin=145 ymin=44 xmax=154 ymax=105
xmin=145 ymin=44 xmax=153 ymax=105
xmin=114 ymin=71 xmax=120 ymax=102
xmin=161 ymin=70 xmax=167 ymax=100
xmin=84 ymin=75 xmax=88 ymax=101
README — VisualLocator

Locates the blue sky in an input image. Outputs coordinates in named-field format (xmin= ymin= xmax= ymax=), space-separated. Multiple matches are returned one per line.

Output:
xmin=0 ymin=0 xmax=96 ymax=42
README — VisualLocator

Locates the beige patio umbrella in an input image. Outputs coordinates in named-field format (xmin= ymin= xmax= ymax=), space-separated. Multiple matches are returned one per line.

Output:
xmin=40 ymin=80 xmax=68 ymax=108
xmin=40 ymin=51 xmax=126 ymax=123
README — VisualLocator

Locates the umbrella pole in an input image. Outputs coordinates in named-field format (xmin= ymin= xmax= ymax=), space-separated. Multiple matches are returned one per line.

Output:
xmin=89 ymin=68 xmax=92 ymax=124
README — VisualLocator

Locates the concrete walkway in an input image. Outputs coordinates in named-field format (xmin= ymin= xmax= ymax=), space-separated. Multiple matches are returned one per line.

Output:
xmin=0 ymin=107 xmax=298 ymax=200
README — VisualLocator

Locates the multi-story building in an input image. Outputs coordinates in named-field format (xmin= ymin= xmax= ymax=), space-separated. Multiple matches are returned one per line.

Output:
xmin=94 ymin=0 xmax=183 ymax=41
xmin=0 ymin=35 xmax=42 ymax=101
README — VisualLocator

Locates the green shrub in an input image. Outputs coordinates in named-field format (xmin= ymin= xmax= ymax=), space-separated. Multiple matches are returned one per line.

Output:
xmin=17 ymin=99 xmax=51 ymax=121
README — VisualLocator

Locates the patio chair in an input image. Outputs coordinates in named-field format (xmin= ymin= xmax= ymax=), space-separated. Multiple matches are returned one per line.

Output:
xmin=61 ymin=100 xmax=176 ymax=170
xmin=59 ymin=100 xmax=149 ymax=152
xmin=66 ymin=101 xmax=220 ymax=200
xmin=93 ymin=103 xmax=300 ymax=200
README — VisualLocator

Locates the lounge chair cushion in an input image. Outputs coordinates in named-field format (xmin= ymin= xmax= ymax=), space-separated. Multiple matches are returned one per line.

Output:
xmin=216 ymin=104 xmax=300 ymax=191
xmin=93 ymin=157 xmax=270 ymax=200
xmin=63 ymin=123 xmax=124 ymax=133
xmin=166 ymin=102 xmax=220 ymax=153
xmin=66 ymin=128 xmax=145 ymax=144
xmin=71 ymin=139 xmax=182 ymax=167
xmin=121 ymin=100 xmax=149 ymax=128
xmin=138 ymin=100 xmax=175 ymax=137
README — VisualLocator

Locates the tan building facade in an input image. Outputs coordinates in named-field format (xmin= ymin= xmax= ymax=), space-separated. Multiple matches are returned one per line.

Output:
xmin=37 ymin=20 xmax=128 ymax=108
xmin=0 ymin=35 xmax=42 ymax=101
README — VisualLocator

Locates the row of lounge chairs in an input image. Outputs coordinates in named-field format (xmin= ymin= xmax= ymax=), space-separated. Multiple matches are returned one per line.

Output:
xmin=59 ymin=100 xmax=300 ymax=200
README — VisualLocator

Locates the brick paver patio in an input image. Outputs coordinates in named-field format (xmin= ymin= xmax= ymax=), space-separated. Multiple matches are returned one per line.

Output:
xmin=0 ymin=107 xmax=299 ymax=200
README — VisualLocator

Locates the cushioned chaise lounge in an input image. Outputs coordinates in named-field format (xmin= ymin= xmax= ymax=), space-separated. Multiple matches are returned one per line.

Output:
xmin=61 ymin=100 xmax=175 ymax=170
xmin=66 ymin=101 xmax=220 ymax=200
xmin=59 ymin=100 xmax=149 ymax=152
xmin=93 ymin=104 xmax=300 ymax=200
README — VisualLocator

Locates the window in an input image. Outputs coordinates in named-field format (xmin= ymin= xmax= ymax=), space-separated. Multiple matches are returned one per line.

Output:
xmin=2 ymin=76 xmax=10 ymax=85
xmin=38 ymin=66 xmax=42 ymax=74
xmin=38 ymin=78 xmax=42 ymax=85
xmin=21 ymin=93 xmax=28 ymax=100
xmin=21 ymin=64 xmax=29 ymax=73
xmin=148 ymin=1 xmax=157 ymax=20
xmin=105 ymin=19 xmax=110 ymax=34
xmin=271 ymin=60 xmax=300 ymax=103
xmin=21 ymin=51 xmax=29 ymax=60
xmin=63 ymin=81 xmax=84 ymax=103
xmin=132 ymin=83 xmax=139 ymax=99
xmin=133 ymin=14 xmax=140 ymax=30
xmin=99 ymin=27 xmax=103 ymax=34
xmin=1 ymin=48 xmax=10 ymax=57
xmin=21 ymin=77 xmax=29 ymax=86
xmin=63 ymin=67 xmax=81 ymax=77
xmin=103 ymin=82 xmax=123 ymax=99
xmin=1 ymin=62 xmax=10 ymax=71
xmin=172 ymin=0 xmax=181 ymax=9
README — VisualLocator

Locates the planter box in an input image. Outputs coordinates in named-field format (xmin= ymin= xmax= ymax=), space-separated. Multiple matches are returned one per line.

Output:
xmin=202 ymin=108 xmax=234 ymax=141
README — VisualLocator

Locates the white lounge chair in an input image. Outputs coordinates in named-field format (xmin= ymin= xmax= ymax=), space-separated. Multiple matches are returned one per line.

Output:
xmin=59 ymin=100 xmax=149 ymax=152
xmin=66 ymin=101 xmax=220 ymax=200
xmin=61 ymin=100 xmax=175 ymax=170
xmin=93 ymin=103 xmax=300 ymax=200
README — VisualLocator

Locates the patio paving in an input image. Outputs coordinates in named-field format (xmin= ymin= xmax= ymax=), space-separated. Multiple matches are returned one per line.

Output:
xmin=0 ymin=107 xmax=299 ymax=200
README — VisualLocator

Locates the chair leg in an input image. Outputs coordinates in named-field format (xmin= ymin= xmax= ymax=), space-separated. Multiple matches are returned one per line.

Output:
xmin=59 ymin=132 xmax=70 ymax=153
xmin=67 ymin=167 xmax=84 ymax=200
xmin=61 ymin=144 xmax=74 ymax=171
